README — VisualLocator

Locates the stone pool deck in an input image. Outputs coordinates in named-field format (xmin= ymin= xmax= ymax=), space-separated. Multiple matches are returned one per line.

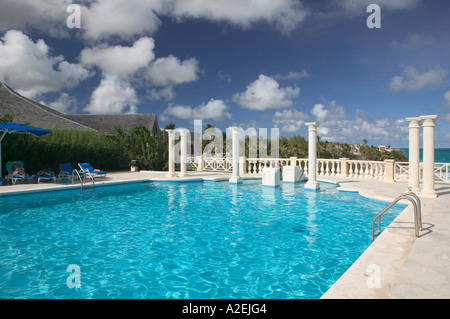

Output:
xmin=1 ymin=170 xmax=449 ymax=299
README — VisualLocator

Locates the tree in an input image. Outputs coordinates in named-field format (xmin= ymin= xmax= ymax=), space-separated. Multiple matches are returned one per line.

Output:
xmin=165 ymin=123 xmax=176 ymax=130
xmin=0 ymin=114 xmax=14 ymax=123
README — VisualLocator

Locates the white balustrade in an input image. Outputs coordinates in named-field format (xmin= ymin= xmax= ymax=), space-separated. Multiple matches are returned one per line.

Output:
xmin=188 ymin=155 xmax=450 ymax=185
xmin=347 ymin=160 xmax=386 ymax=180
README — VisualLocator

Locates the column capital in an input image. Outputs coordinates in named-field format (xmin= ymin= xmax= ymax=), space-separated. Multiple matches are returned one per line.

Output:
xmin=420 ymin=115 xmax=438 ymax=127
xmin=165 ymin=129 xmax=173 ymax=134
xmin=405 ymin=117 xmax=421 ymax=128
xmin=305 ymin=122 xmax=319 ymax=131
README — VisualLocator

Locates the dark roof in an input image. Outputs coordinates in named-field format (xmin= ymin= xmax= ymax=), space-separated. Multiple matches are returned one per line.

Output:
xmin=0 ymin=81 xmax=159 ymax=134
xmin=0 ymin=82 xmax=96 ymax=131
xmin=65 ymin=114 xmax=159 ymax=135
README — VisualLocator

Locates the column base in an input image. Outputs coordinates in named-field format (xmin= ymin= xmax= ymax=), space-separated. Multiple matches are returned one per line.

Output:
xmin=305 ymin=181 xmax=320 ymax=191
xmin=229 ymin=176 xmax=243 ymax=184
xmin=166 ymin=173 xmax=177 ymax=178
xmin=419 ymin=191 xmax=438 ymax=198
xmin=178 ymin=173 xmax=188 ymax=178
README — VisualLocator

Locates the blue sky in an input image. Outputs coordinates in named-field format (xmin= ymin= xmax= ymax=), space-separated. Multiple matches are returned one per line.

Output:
xmin=1 ymin=0 xmax=450 ymax=147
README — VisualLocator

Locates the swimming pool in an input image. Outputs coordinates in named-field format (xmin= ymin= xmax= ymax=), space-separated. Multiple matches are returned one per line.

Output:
xmin=0 ymin=180 xmax=404 ymax=299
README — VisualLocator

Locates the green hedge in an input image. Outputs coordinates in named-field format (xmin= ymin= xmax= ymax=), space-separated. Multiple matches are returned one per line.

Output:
xmin=1 ymin=123 xmax=168 ymax=176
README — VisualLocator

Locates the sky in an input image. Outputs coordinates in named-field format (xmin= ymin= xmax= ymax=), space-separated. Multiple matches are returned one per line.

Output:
xmin=0 ymin=0 xmax=450 ymax=148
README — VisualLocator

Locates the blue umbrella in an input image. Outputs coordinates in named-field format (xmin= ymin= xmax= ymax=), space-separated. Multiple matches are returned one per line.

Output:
xmin=0 ymin=122 xmax=53 ymax=177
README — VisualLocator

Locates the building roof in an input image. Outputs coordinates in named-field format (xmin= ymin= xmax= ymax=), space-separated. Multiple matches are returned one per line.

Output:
xmin=0 ymin=81 xmax=159 ymax=134
xmin=0 ymin=82 xmax=95 ymax=131
xmin=65 ymin=114 xmax=159 ymax=135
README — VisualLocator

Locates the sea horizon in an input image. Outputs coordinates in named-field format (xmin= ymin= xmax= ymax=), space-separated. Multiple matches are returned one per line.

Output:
xmin=400 ymin=148 xmax=450 ymax=163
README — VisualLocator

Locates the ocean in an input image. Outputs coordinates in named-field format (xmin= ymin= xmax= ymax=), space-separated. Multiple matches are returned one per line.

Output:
xmin=400 ymin=148 xmax=450 ymax=163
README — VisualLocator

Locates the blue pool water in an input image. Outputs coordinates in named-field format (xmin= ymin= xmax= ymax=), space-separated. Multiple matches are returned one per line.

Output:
xmin=0 ymin=180 xmax=404 ymax=299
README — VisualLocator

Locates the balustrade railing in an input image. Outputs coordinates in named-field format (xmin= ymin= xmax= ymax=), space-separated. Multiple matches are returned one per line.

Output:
xmin=394 ymin=162 xmax=450 ymax=183
xmin=434 ymin=163 xmax=450 ymax=183
xmin=188 ymin=155 xmax=449 ymax=183
xmin=347 ymin=160 xmax=386 ymax=180
xmin=187 ymin=156 xmax=233 ymax=172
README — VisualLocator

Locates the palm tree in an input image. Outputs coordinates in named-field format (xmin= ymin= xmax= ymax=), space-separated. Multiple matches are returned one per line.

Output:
xmin=164 ymin=123 xmax=176 ymax=130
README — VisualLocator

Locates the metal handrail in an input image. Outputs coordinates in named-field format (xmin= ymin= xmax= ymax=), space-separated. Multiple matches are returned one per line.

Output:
xmin=371 ymin=190 xmax=422 ymax=242
xmin=82 ymin=169 xmax=95 ymax=191
xmin=72 ymin=169 xmax=84 ymax=192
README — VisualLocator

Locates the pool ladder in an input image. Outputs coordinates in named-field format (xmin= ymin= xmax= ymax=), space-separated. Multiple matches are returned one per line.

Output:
xmin=72 ymin=169 xmax=95 ymax=193
xmin=371 ymin=189 xmax=422 ymax=242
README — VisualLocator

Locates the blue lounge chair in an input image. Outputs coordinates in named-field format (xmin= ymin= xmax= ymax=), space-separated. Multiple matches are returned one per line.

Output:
xmin=6 ymin=161 xmax=30 ymax=184
xmin=78 ymin=163 xmax=107 ymax=178
xmin=58 ymin=163 xmax=84 ymax=183
xmin=37 ymin=169 xmax=56 ymax=183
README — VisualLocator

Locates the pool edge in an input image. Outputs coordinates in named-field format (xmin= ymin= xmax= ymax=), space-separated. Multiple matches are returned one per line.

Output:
xmin=320 ymin=178 xmax=417 ymax=299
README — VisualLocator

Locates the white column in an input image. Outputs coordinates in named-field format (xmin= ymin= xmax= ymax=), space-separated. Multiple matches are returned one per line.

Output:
xmin=166 ymin=129 xmax=176 ymax=178
xmin=178 ymin=129 xmax=188 ymax=177
xmin=406 ymin=117 xmax=421 ymax=192
xmin=229 ymin=127 xmax=243 ymax=184
xmin=420 ymin=115 xmax=438 ymax=198
xmin=305 ymin=122 xmax=320 ymax=191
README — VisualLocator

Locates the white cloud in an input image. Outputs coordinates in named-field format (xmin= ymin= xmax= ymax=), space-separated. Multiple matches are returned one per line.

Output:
xmin=161 ymin=99 xmax=232 ymax=121
xmin=145 ymin=55 xmax=200 ymax=87
xmin=80 ymin=37 xmax=200 ymax=108
xmin=311 ymin=104 xmax=328 ymax=122
xmin=391 ymin=33 xmax=435 ymax=51
xmin=273 ymin=109 xmax=309 ymax=133
xmin=42 ymin=93 xmax=79 ymax=114
xmin=0 ymin=0 xmax=307 ymax=41
xmin=217 ymin=70 xmax=232 ymax=83
xmin=81 ymin=37 xmax=200 ymax=86
xmin=80 ymin=37 xmax=155 ymax=77
xmin=146 ymin=86 xmax=176 ymax=101
xmin=444 ymin=91 xmax=450 ymax=106
xmin=389 ymin=65 xmax=449 ymax=92
xmin=0 ymin=0 xmax=71 ymax=38
xmin=310 ymin=100 xmax=408 ymax=145
xmin=273 ymin=70 xmax=311 ymax=81
xmin=312 ymin=101 xmax=346 ymax=122
xmin=0 ymin=29 xmax=92 ymax=99
xmin=171 ymin=0 xmax=308 ymax=34
xmin=233 ymin=74 xmax=300 ymax=111
xmin=81 ymin=0 xmax=166 ymax=41
xmin=83 ymin=76 xmax=138 ymax=114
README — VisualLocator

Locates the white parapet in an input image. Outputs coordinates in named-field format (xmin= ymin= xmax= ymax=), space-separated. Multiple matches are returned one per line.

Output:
xmin=283 ymin=165 xmax=304 ymax=183
xmin=262 ymin=167 xmax=280 ymax=187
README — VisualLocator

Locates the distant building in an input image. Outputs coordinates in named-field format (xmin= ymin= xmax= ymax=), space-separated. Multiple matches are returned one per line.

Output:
xmin=351 ymin=144 xmax=360 ymax=155
xmin=0 ymin=81 xmax=159 ymax=134
xmin=378 ymin=145 xmax=392 ymax=152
